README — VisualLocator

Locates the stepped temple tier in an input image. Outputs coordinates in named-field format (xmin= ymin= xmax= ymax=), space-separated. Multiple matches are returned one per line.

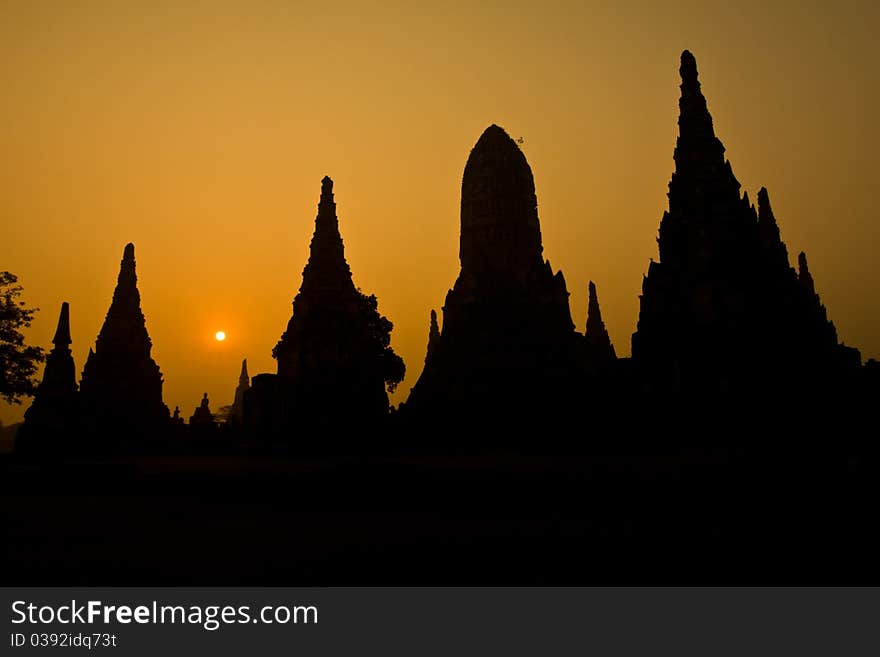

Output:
xmin=631 ymin=51 xmax=859 ymax=395
xmin=404 ymin=125 xmax=615 ymax=427
xmin=79 ymin=243 xmax=169 ymax=449
xmin=246 ymin=177 xmax=404 ymax=443
xmin=17 ymin=302 xmax=80 ymax=455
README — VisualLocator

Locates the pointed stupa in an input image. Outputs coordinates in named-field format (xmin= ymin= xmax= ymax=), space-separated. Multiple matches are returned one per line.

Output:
xmin=459 ymin=125 xmax=545 ymax=283
xmin=585 ymin=282 xmax=616 ymax=361
xmin=79 ymin=243 xmax=168 ymax=443
xmin=674 ymin=50 xmax=726 ymax=172
xmin=657 ymin=50 xmax=746 ymax=267
xmin=633 ymin=51 xmax=848 ymax=392
xmin=18 ymin=302 xmax=80 ymax=454
xmin=406 ymin=124 xmax=588 ymax=422
xmin=299 ymin=176 xmax=355 ymax=296
xmin=230 ymin=358 xmax=250 ymax=424
xmin=757 ymin=187 xmax=789 ymax=269
xmin=798 ymin=252 xmax=816 ymax=296
xmin=52 ymin=301 xmax=72 ymax=347
xmin=266 ymin=177 xmax=403 ymax=433
xmin=275 ymin=177 xmax=364 ymax=380
xmin=424 ymin=309 xmax=441 ymax=365
xmin=87 ymin=243 xmax=152 ymax=356
xmin=15 ymin=301 xmax=80 ymax=459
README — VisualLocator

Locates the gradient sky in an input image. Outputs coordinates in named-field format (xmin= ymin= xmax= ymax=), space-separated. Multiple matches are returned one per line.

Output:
xmin=2 ymin=1 xmax=878 ymax=424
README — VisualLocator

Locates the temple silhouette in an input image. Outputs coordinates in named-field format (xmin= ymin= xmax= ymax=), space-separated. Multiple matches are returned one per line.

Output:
xmin=244 ymin=176 xmax=405 ymax=446
xmin=404 ymin=124 xmax=614 ymax=427
xmin=15 ymin=302 xmax=78 ymax=456
xmin=13 ymin=51 xmax=877 ymax=456
xmin=7 ymin=49 xmax=880 ymax=587
xmin=78 ymin=243 xmax=169 ymax=451
xmin=631 ymin=50 xmax=860 ymax=396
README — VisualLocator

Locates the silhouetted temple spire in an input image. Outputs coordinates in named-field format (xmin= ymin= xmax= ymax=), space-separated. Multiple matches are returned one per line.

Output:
xmin=230 ymin=358 xmax=250 ymax=424
xmin=758 ymin=187 xmax=789 ymax=268
xmin=798 ymin=251 xmax=815 ymax=296
xmin=585 ymin=282 xmax=616 ymax=360
xmin=52 ymin=301 xmax=72 ymax=347
xmin=633 ymin=51 xmax=850 ymax=394
xmin=673 ymin=50 xmax=728 ymax=183
xmin=459 ymin=125 xmax=546 ymax=283
xmin=299 ymin=176 xmax=354 ymax=296
xmin=407 ymin=123 xmax=594 ymax=422
xmin=89 ymin=243 xmax=151 ymax=355
xmin=265 ymin=177 xmax=404 ymax=435
xmin=18 ymin=302 xmax=80 ymax=455
xmin=425 ymin=309 xmax=440 ymax=365
xmin=757 ymin=187 xmax=776 ymax=227
xmin=80 ymin=243 xmax=168 ymax=446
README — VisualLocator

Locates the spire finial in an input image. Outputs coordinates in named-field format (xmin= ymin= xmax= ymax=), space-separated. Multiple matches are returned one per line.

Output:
xmin=114 ymin=242 xmax=139 ymax=300
xmin=425 ymin=309 xmax=441 ymax=364
xmin=680 ymin=50 xmax=698 ymax=87
xmin=298 ymin=175 xmax=351 ymax=295
xmin=239 ymin=358 xmax=249 ymax=384
xmin=52 ymin=301 xmax=72 ymax=347
xmin=587 ymin=281 xmax=602 ymax=324
xmin=321 ymin=175 xmax=333 ymax=197
xmin=757 ymin=187 xmax=773 ymax=220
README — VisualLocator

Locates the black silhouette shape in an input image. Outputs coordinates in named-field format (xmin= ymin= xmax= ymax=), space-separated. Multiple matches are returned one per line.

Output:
xmin=0 ymin=271 xmax=44 ymax=404
xmin=405 ymin=125 xmax=612 ymax=427
xmin=247 ymin=177 xmax=404 ymax=444
xmin=79 ymin=243 xmax=169 ymax=451
xmin=189 ymin=392 xmax=215 ymax=427
xmin=631 ymin=51 xmax=858 ymax=394
xmin=16 ymin=302 xmax=78 ymax=456
xmin=229 ymin=358 xmax=250 ymax=425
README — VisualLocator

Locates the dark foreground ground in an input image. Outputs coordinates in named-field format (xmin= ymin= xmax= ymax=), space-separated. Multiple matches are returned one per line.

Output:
xmin=3 ymin=439 xmax=878 ymax=585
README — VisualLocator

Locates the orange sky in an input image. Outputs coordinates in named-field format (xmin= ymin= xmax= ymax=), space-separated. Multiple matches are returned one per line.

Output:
xmin=2 ymin=1 xmax=878 ymax=424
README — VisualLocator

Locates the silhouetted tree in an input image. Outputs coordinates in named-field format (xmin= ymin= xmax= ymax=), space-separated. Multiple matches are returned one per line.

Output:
xmin=358 ymin=291 xmax=405 ymax=393
xmin=215 ymin=404 xmax=234 ymax=424
xmin=0 ymin=272 xmax=44 ymax=404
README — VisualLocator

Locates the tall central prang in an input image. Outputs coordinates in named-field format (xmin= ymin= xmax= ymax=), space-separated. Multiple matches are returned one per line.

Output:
xmin=407 ymin=125 xmax=607 ymax=425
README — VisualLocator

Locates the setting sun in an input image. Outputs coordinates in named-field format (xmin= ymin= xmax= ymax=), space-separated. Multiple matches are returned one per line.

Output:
xmin=215 ymin=331 xmax=226 ymax=342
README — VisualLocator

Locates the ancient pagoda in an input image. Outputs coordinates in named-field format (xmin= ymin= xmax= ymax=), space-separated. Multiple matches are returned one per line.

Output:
xmin=79 ymin=243 xmax=168 ymax=447
xmin=632 ymin=51 xmax=853 ymax=394
xmin=406 ymin=124 xmax=601 ymax=423
xmin=17 ymin=302 xmax=80 ymax=455
xmin=229 ymin=358 xmax=250 ymax=425
xmin=263 ymin=176 xmax=403 ymax=436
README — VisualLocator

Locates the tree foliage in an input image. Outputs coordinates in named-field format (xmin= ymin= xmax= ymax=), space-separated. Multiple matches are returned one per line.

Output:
xmin=0 ymin=272 xmax=44 ymax=404
xmin=357 ymin=292 xmax=405 ymax=393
